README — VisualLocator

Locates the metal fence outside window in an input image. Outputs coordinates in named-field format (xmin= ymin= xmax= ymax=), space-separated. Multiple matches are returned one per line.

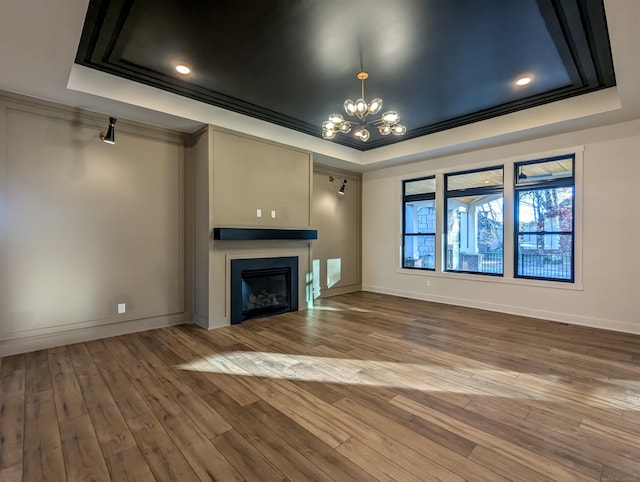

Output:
xmin=517 ymin=253 xmax=572 ymax=279
xmin=479 ymin=252 xmax=572 ymax=279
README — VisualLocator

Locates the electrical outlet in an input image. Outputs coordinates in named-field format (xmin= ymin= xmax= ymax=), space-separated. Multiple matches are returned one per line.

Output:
xmin=118 ymin=303 xmax=126 ymax=314
xmin=271 ymin=210 xmax=276 ymax=218
xmin=256 ymin=209 xmax=262 ymax=218
xmin=426 ymin=280 xmax=431 ymax=287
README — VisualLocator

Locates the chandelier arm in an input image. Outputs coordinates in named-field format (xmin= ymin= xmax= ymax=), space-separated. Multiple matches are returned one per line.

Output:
xmin=367 ymin=117 xmax=399 ymax=126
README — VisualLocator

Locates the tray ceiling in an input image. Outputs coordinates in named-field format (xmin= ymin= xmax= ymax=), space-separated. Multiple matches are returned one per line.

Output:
xmin=75 ymin=0 xmax=615 ymax=151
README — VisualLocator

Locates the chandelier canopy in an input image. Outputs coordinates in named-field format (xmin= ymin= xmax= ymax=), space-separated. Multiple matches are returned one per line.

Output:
xmin=322 ymin=71 xmax=406 ymax=143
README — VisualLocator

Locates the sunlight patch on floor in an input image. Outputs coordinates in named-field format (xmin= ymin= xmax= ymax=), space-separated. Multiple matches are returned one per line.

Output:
xmin=348 ymin=307 xmax=371 ymax=313
xmin=307 ymin=305 xmax=371 ymax=313
xmin=308 ymin=305 xmax=343 ymax=312
xmin=175 ymin=351 xmax=550 ymax=398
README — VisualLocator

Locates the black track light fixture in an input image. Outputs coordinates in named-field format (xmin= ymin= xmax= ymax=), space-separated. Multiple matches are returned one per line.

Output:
xmin=329 ymin=176 xmax=348 ymax=195
xmin=338 ymin=179 xmax=348 ymax=195
xmin=100 ymin=117 xmax=117 ymax=144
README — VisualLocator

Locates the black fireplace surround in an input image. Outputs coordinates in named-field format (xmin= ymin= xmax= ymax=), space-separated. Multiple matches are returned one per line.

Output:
xmin=230 ymin=256 xmax=298 ymax=324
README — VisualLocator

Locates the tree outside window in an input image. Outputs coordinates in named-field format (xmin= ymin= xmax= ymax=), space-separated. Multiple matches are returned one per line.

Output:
xmin=515 ymin=156 xmax=574 ymax=281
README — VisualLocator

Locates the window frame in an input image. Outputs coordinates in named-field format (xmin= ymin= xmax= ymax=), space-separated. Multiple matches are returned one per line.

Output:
xmin=402 ymin=175 xmax=436 ymax=271
xmin=444 ymin=165 xmax=504 ymax=276
xmin=513 ymin=154 xmax=576 ymax=283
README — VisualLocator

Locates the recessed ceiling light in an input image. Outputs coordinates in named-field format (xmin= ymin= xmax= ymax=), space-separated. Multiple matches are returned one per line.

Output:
xmin=516 ymin=76 xmax=532 ymax=86
xmin=176 ymin=65 xmax=191 ymax=75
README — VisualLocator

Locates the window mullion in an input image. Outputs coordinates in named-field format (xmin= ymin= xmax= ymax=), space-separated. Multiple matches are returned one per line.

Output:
xmin=435 ymin=173 xmax=445 ymax=272
xmin=503 ymin=162 xmax=515 ymax=278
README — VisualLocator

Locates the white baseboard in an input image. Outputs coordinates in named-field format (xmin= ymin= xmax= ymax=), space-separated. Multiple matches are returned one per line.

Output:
xmin=362 ymin=285 xmax=640 ymax=335
xmin=0 ymin=313 xmax=191 ymax=357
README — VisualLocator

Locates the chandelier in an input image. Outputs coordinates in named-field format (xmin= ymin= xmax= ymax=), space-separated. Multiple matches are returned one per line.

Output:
xmin=322 ymin=71 xmax=406 ymax=142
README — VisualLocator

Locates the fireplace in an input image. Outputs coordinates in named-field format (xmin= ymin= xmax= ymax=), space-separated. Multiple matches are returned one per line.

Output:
xmin=230 ymin=256 xmax=298 ymax=324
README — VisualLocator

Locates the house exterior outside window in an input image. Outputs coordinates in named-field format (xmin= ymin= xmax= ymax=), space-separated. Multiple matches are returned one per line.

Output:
xmin=402 ymin=176 xmax=436 ymax=270
xmin=445 ymin=166 xmax=504 ymax=275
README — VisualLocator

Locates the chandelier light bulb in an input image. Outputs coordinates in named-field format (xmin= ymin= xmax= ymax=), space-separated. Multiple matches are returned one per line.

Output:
xmin=322 ymin=120 xmax=335 ymax=130
xmin=368 ymin=98 xmax=382 ymax=115
xmin=391 ymin=124 xmax=406 ymax=135
xmin=379 ymin=124 xmax=392 ymax=135
xmin=344 ymin=100 xmax=356 ymax=115
xmin=340 ymin=122 xmax=352 ymax=133
xmin=322 ymin=129 xmax=336 ymax=139
xmin=355 ymin=99 xmax=368 ymax=115
xmin=355 ymin=127 xmax=370 ymax=142
xmin=381 ymin=111 xmax=399 ymax=125
xmin=328 ymin=113 xmax=344 ymax=124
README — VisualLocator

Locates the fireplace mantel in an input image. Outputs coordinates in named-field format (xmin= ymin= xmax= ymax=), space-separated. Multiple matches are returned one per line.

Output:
xmin=213 ymin=228 xmax=318 ymax=241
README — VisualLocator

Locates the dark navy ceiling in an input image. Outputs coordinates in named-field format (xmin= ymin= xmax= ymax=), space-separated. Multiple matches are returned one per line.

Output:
xmin=76 ymin=0 xmax=615 ymax=150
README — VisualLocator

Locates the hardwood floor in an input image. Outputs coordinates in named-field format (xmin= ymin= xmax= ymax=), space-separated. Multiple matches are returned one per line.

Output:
xmin=2 ymin=291 xmax=640 ymax=481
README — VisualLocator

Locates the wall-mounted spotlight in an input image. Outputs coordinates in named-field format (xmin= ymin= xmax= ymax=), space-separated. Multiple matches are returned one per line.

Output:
xmin=329 ymin=176 xmax=348 ymax=195
xmin=338 ymin=179 xmax=348 ymax=195
xmin=100 ymin=117 xmax=117 ymax=144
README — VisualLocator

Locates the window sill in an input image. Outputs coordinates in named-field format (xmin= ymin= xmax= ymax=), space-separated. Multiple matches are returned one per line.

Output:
xmin=396 ymin=267 xmax=584 ymax=291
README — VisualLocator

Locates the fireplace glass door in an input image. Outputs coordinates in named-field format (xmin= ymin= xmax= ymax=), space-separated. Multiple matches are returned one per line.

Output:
xmin=230 ymin=256 xmax=298 ymax=324
xmin=241 ymin=268 xmax=290 ymax=320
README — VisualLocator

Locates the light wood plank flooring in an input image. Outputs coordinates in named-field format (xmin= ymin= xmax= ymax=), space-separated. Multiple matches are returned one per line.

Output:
xmin=2 ymin=291 xmax=640 ymax=481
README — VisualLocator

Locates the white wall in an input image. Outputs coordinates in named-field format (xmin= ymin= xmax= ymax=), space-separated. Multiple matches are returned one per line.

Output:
xmin=363 ymin=119 xmax=640 ymax=334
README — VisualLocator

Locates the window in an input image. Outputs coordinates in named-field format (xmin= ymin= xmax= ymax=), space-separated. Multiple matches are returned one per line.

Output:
xmin=402 ymin=177 xmax=436 ymax=269
xmin=400 ymin=152 xmax=577 ymax=285
xmin=515 ymin=155 xmax=574 ymax=281
xmin=445 ymin=167 xmax=504 ymax=275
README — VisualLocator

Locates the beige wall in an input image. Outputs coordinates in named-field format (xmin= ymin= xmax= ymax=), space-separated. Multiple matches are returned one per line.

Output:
xmin=362 ymin=119 xmax=640 ymax=334
xmin=193 ymin=126 xmax=213 ymax=327
xmin=213 ymin=130 xmax=312 ymax=227
xmin=312 ymin=167 xmax=361 ymax=297
xmin=0 ymin=94 xmax=191 ymax=355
